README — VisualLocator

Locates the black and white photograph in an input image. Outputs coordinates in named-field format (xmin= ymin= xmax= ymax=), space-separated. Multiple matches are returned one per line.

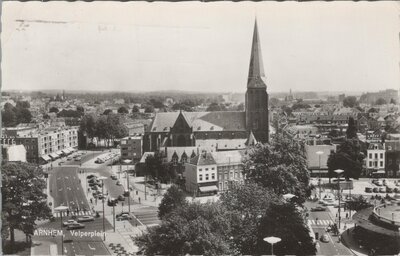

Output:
xmin=1 ymin=1 xmax=400 ymax=255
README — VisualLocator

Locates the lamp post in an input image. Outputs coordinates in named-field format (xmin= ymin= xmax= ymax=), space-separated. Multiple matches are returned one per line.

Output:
xmin=334 ymin=169 xmax=344 ymax=230
xmin=123 ymin=159 xmax=132 ymax=214
xmin=263 ymin=236 xmax=281 ymax=256
xmin=316 ymin=151 xmax=324 ymax=199
xmin=97 ymin=176 xmax=107 ymax=241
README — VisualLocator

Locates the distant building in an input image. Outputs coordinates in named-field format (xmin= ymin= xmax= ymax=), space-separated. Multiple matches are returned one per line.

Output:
xmin=385 ymin=140 xmax=400 ymax=177
xmin=120 ymin=136 xmax=143 ymax=163
xmin=211 ymin=150 xmax=245 ymax=191
xmin=366 ymin=142 xmax=385 ymax=176
xmin=183 ymin=151 xmax=218 ymax=196
xmin=2 ymin=144 xmax=27 ymax=162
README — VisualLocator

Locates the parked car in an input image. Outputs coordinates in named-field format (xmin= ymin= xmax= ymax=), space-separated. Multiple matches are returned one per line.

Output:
xmin=87 ymin=174 xmax=97 ymax=179
xmin=66 ymin=157 xmax=73 ymax=161
xmin=365 ymin=187 xmax=372 ymax=193
xmin=311 ymin=206 xmax=327 ymax=212
xmin=63 ymin=219 xmax=78 ymax=227
xmin=108 ymin=198 xmax=118 ymax=206
xmin=373 ymin=187 xmax=379 ymax=193
xmin=111 ymin=175 xmax=118 ymax=180
xmin=117 ymin=213 xmax=132 ymax=221
xmin=66 ymin=223 xmax=85 ymax=230
xmin=320 ymin=234 xmax=329 ymax=243
xmin=77 ymin=216 xmax=94 ymax=223
xmin=123 ymin=190 xmax=130 ymax=197
xmin=95 ymin=158 xmax=104 ymax=164
xmin=117 ymin=195 xmax=125 ymax=201
xmin=58 ymin=161 xmax=65 ymax=166
xmin=394 ymin=188 xmax=399 ymax=193
xmin=386 ymin=187 xmax=393 ymax=193
xmin=375 ymin=180 xmax=383 ymax=186
xmin=116 ymin=181 xmax=122 ymax=186
xmin=379 ymin=187 xmax=386 ymax=193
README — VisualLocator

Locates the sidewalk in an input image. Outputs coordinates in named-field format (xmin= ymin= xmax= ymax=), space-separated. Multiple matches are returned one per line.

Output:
xmin=341 ymin=227 xmax=369 ymax=256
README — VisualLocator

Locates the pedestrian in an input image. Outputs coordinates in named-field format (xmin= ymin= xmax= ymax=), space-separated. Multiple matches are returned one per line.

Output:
xmin=316 ymin=217 xmax=318 ymax=224
xmin=139 ymin=197 xmax=141 ymax=204
xmin=346 ymin=213 xmax=349 ymax=219
xmin=347 ymin=229 xmax=349 ymax=235
xmin=66 ymin=209 xmax=70 ymax=216
xmin=90 ymin=198 xmax=93 ymax=204
xmin=136 ymin=191 xmax=138 ymax=196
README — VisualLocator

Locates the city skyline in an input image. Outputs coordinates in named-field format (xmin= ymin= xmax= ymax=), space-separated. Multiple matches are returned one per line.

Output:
xmin=2 ymin=2 xmax=399 ymax=93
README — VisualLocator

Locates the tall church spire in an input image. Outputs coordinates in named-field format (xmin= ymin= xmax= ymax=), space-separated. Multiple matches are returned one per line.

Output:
xmin=247 ymin=18 xmax=267 ymax=88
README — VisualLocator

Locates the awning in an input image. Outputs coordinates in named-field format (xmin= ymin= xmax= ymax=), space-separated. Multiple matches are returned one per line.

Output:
xmin=374 ymin=170 xmax=385 ymax=174
xmin=49 ymin=153 xmax=59 ymax=159
xmin=41 ymin=155 xmax=51 ymax=161
xmin=62 ymin=149 xmax=70 ymax=154
xmin=199 ymin=185 xmax=218 ymax=192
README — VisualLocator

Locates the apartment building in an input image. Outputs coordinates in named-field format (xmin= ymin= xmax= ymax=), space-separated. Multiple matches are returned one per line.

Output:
xmin=120 ymin=136 xmax=143 ymax=163
xmin=1 ymin=126 xmax=78 ymax=163
xmin=366 ymin=142 xmax=385 ymax=176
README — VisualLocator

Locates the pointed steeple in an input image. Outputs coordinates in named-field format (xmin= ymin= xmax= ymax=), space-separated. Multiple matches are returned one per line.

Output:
xmin=247 ymin=18 xmax=267 ymax=88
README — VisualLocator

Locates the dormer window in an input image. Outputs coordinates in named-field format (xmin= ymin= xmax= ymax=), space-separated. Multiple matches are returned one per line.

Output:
xmin=210 ymin=126 xmax=214 ymax=131
xmin=152 ymin=127 xmax=157 ymax=131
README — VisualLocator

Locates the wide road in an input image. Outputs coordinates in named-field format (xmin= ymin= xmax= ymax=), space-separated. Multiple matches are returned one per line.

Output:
xmin=305 ymin=201 xmax=352 ymax=256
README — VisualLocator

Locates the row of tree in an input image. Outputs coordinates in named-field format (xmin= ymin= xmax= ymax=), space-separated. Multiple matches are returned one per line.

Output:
xmin=79 ymin=113 xmax=128 ymax=147
xmin=2 ymin=102 xmax=32 ymax=127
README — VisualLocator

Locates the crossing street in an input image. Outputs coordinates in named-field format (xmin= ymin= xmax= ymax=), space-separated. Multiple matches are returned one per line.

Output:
xmin=54 ymin=210 xmax=93 ymax=217
xmin=308 ymin=219 xmax=334 ymax=226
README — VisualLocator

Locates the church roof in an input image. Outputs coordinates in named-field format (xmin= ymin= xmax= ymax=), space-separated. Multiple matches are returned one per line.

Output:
xmin=247 ymin=18 xmax=267 ymax=89
xmin=189 ymin=152 xmax=217 ymax=166
xmin=149 ymin=111 xmax=246 ymax=133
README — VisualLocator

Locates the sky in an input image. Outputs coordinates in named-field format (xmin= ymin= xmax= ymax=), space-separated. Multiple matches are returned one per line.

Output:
xmin=2 ymin=1 xmax=400 ymax=93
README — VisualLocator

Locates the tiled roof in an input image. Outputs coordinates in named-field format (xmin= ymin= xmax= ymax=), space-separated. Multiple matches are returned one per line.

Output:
xmin=368 ymin=143 xmax=384 ymax=150
xmin=189 ymin=152 xmax=216 ymax=166
xmin=195 ymin=139 xmax=247 ymax=150
xmin=385 ymin=140 xmax=400 ymax=152
xmin=166 ymin=147 xmax=197 ymax=162
xmin=149 ymin=111 xmax=246 ymax=133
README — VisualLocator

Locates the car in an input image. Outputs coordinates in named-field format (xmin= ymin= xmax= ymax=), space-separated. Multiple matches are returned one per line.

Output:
xmin=383 ymin=179 xmax=388 ymax=186
xmin=123 ymin=190 xmax=130 ymax=197
xmin=108 ymin=198 xmax=118 ymax=206
xmin=117 ymin=213 xmax=132 ymax=221
xmin=117 ymin=195 xmax=125 ymax=201
xmin=111 ymin=175 xmax=118 ymax=180
xmin=386 ymin=187 xmax=393 ymax=193
xmin=394 ymin=188 xmax=399 ymax=193
xmin=373 ymin=187 xmax=379 ymax=193
xmin=379 ymin=187 xmax=386 ymax=193
xmin=63 ymin=220 xmax=78 ymax=227
xmin=320 ymin=234 xmax=329 ymax=243
xmin=311 ymin=206 xmax=327 ymax=212
xmin=95 ymin=158 xmax=104 ymax=164
xmin=75 ymin=157 xmax=82 ymax=161
xmin=66 ymin=157 xmax=73 ymax=161
xmin=375 ymin=180 xmax=383 ymax=186
xmin=365 ymin=187 xmax=372 ymax=193
xmin=87 ymin=174 xmax=97 ymax=179
xmin=77 ymin=216 xmax=94 ymax=223
xmin=66 ymin=223 xmax=85 ymax=230
xmin=116 ymin=181 xmax=122 ymax=186
xmin=58 ymin=161 xmax=65 ymax=166
xmin=98 ymin=194 xmax=105 ymax=200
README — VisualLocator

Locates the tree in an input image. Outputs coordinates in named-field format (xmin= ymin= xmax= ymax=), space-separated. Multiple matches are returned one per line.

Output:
xmin=16 ymin=108 xmax=32 ymax=124
xmin=49 ymin=107 xmax=59 ymax=113
xmin=219 ymin=182 xmax=278 ymax=254
xmin=343 ymin=96 xmax=358 ymax=108
xmin=291 ymin=102 xmax=311 ymax=110
xmin=327 ymin=139 xmax=364 ymax=181
xmin=2 ymin=103 xmax=32 ymax=127
xmin=172 ymin=103 xmax=193 ymax=112
xmin=346 ymin=195 xmax=372 ymax=211
xmin=117 ymin=106 xmax=129 ymax=114
xmin=16 ymin=101 xmax=30 ymax=109
xmin=132 ymin=105 xmax=140 ymax=113
xmin=375 ymin=98 xmax=387 ymax=105
xmin=79 ymin=114 xmax=98 ymax=144
xmin=242 ymin=133 xmax=312 ymax=203
xmin=145 ymin=105 xmax=154 ymax=113
xmin=2 ymin=107 xmax=17 ymax=127
xmin=390 ymin=98 xmax=396 ymax=104
xmin=158 ymin=185 xmax=188 ymax=219
xmin=76 ymin=106 xmax=84 ymax=113
xmin=136 ymin=202 xmax=234 ymax=256
xmin=103 ymin=109 xmax=113 ymax=115
xmin=206 ymin=102 xmax=227 ymax=111
xmin=144 ymin=152 xmax=164 ymax=182
xmin=236 ymin=103 xmax=244 ymax=111
xmin=2 ymin=162 xmax=52 ymax=249
xmin=256 ymin=202 xmax=316 ymax=255
xmin=346 ymin=117 xmax=358 ymax=139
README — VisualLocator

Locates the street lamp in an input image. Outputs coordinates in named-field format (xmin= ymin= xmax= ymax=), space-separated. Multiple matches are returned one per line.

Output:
xmin=334 ymin=169 xmax=344 ymax=230
xmin=316 ymin=151 xmax=324 ymax=199
xmin=123 ymin=159 xmax=132 ymax=214
xmin=97 ymin=176 xmax=108 ymax=241
xmin=263 ymin=236 xmax=281 ymax=256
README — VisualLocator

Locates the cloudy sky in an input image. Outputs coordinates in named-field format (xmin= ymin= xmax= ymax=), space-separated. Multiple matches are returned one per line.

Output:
xmin=2 ymin=1 xmax=399 ymax=93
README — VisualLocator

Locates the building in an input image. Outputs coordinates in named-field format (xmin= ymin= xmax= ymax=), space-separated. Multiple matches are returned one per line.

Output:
xmin=183 ymin=151 xmax=218 ymax=196
xmin=1 ymin=126 xmax=78 ymax=164
xmin=120 ymin=136 xmax=143 ymax=163
xmin=2 ymin=144 xmax=27 ymax=162
xmin=366 ymin=142 xmax=385 ymax=176
xmin=211 ymin=150 xmax=245 ymax=191
xmin=144 ymin=19 xmax=269 ymax=152
xmin=385 ymin=140 xmax=400 ymax=177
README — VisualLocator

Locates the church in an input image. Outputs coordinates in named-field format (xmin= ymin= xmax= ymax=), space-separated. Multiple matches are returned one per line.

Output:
xmin=143 ymin=20 xmax=269 ymax=153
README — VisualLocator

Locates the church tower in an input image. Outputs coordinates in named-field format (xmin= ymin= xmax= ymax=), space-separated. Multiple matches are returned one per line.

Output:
xmin=245 ymin=19 xmax=269 ymax=143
